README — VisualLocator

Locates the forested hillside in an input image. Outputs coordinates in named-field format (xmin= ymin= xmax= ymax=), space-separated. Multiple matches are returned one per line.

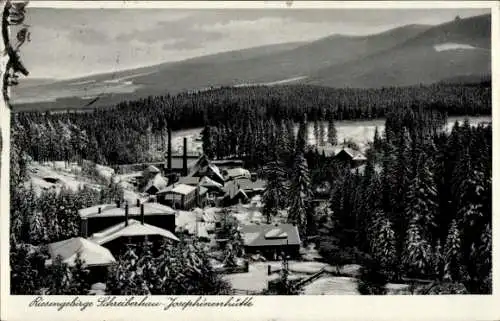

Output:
xmin=12 ymin=83 xmax=491 ymax=166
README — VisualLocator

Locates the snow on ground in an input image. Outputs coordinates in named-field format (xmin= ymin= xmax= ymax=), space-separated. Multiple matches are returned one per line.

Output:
xmin=224 ymin=262 xmax=287 ymax=292
xmin=303 ymin=276 xmax=358 ymax=295
xmin=433 ymin=43 xmax=478 ymax=52
xmin=231 ymin=204 xmax=266 ymax=225
xmin=226 ymin=261 xmax=407 ymax=294
xmin=169 ymin=116 xmax=491 ymax=154
xmin=26 ymin=161 xmax=102 ymax=196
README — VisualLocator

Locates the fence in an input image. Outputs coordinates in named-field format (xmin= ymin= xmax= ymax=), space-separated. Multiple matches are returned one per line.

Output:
xmin=231 ymin=289 xmax=261 ymax=295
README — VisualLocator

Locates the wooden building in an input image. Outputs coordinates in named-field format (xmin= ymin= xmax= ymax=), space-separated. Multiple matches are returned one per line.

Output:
xmin=334 ymin=148 xmax=367 ymax=168
xmin=156 ymin=183 xmax=198 ymax=210
xmin=89 ymin=219 xmax=179 ymax=257
xmin=78 ymin=201 xmax=176 ymax=237
xmin=46 ymin=237 xmax=116 ymax=284
xmin=240 ymin=223 xmax=301 ymax=260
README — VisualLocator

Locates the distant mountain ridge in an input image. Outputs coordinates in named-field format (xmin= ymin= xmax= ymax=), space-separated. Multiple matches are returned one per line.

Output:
xmin=13 ymin=13 xmax=491 ymax=111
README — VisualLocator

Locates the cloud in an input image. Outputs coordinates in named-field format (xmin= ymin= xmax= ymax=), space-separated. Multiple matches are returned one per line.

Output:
xmin=116 ymin=20 xmax=223 ymax=48
xmin=68 ymin=28 xmax=110 ymax=45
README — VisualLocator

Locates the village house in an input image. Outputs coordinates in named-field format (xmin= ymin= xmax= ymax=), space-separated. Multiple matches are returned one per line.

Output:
xmin=156 ymin=183 xmax=199 ymax=210
xmin=78 ymin=200 xmax=176 ymax=237
xmin=223 ymin=167 xmax=251 ymax=181
xmin=239 ymin=223 xmax=301 ymax=260
xmin=188 ymin=154 xmax=225 ymax=185
xmin=88 ymin=219 xmax=179 ymax=256
xmin=175 ymin=175 xmax=201 ymax=186
xmin=46 ymin=237 xmax=116 ymax=283
xmin=334 ymin=147 xmax=367 ymax=167
xmin=233 ymin=177 xmax=266 ymax=198
xmin=315 ymin=145 xmax=367 ymax=168
xmin=143 ymin=168 xmax=168 ymax=195
xmin=222 ymin=180 xmax=249 ymax=206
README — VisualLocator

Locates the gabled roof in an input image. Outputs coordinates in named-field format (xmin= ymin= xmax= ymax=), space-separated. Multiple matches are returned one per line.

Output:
xmin=177 ymin=176 xmax=201 ymax=186
xmin=335 ymin=147 xmax=366 ymax=161
xmin=199 ymin=176 xmax=223 ymax=189
xmin=146 ymin=165 xmax=161 ymax=174
xmin=225 ymin=168 xmax=251 ymax=180
xmin=240 ymin=223 xmax=301 ymax=247
xmin=144 ymin=173 xmax=168 ymax=194
xmin=223 ymin=180 xmax=249 ymax=200
xmin=47 ymin=237 xmax=116 ymax=267
xmin=89 ymin=219 xmax=179 ymax=245
xmin=199 ymin=186 xmax=208 ymax=195
xmin=79 ymin=202 xmax=175 ymax=219
xmin=208 ymin=164 xmax=224 ymax=182
xmin=158 ymin=183 xmax=198 ymax=196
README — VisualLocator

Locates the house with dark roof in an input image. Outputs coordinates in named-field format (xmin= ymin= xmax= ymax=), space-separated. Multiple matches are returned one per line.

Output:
xmin=240 ymin=223 xmax=301 ymax=259
xmin=79 ymin=200 xmax=176 ymax=237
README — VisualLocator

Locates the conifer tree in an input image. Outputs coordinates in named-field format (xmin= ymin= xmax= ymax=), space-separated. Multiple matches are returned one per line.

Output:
xmin=404 ymin=214 xmax=432 ymax=277
xmin=443 ymin=220 xmax=463 ymax=282
xmin=66 ymin=252 xmax=91 ymax=294
xmin=296 ymin=116 xmax=308 ymax=154
xmin=313 ymin=120 xmax=320 ymax=146
xmin=262 ymin=161 xmax=287 ymax=223
xmin=370 ymin=216 xmax=397 ymax=277
xmin=327 ymin=116 xmax=337 ymax=146
xmin=201 ymin=125 xmax=215 ymax=159
xmin=287 ymin=151 xmax=312 ymax=235
xmin=319 ymin=119 xmax=326 ymax=147
xmin=45 ymin=255 xmax=72 ymax=295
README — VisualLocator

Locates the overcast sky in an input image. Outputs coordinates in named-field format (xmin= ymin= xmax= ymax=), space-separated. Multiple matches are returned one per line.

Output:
xmin=22 ymin=8 xmax=490 ymax=79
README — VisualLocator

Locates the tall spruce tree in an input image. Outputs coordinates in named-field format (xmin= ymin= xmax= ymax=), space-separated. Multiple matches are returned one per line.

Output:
xmin=287 ymin=151 xmax=312 ymax=235
xmin=201 ymin=125 xmax=215 ymax=159
xmin=262 ymin=161 xmax=287 ymax=223
xmin=443 ymin=220 xmax=464 ymax=282
xmin=327 ymin=116 xmax=337 ymax=146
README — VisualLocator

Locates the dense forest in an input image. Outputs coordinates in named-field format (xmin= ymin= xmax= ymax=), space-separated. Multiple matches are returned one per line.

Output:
xmin=261 ymin=108 xmax=492 ymax=294
xmin=11 ymin=83 xmax=491 ymax=166
xmin=9 ymin=81 xmax=492 ymax=295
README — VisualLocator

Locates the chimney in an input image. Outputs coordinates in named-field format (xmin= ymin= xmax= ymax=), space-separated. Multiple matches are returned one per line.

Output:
xmin=140 ymin=204 xmax=145 ymax=225
xmin=98 ymin=207 xmax=102 ymax=214
xmin=167 ymin=126 xmax=172 ymax=172
xmin=136 ymin=198 xmax=140 ymax=207
xmin=182 ymin=137 xmax=188 ymax=176
xmin=125 ymin=202 xmax=129 ymax=226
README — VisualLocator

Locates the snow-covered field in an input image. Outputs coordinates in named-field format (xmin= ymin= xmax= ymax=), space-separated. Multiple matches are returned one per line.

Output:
xmin=25 ymin=161 xmax=103 ymax=196
xmin=170 ymin=116 xmax=491 ymax=154
xmin=225 ymin=261 xmax=408 ymax=295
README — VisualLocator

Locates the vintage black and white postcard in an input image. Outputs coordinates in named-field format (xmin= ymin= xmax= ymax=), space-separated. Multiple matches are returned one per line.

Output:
xmin=0 ymin=1 xmax=498 ymax=321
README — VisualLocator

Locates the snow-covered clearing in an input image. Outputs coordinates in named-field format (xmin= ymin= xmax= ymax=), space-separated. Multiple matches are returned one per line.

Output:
xmin=225 ymin=261 xmax=406 ymax=294
xmin=168 ymin=116 xmax=491 ymax=155
xmin=26 ymin=161 xmax=102 ymax=196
